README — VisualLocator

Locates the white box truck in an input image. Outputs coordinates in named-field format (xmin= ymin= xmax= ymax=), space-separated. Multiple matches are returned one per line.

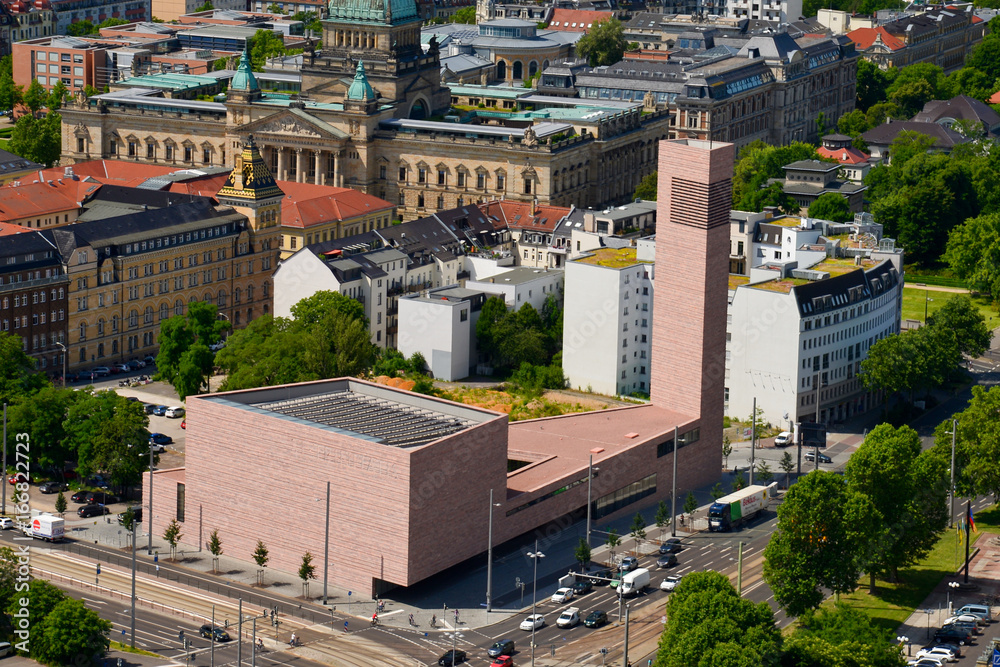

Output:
xmin=708 ymin=483 xmax=776 ymax=532
xmin=619 ymin=568 xmax=649 ymax=596
xmin=26 ymin=515 xmax=64 ymax=542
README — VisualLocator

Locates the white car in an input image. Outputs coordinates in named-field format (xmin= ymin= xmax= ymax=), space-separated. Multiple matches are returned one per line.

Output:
xmin=165 ymin=406 xmax=185 ymax=418
xmin=519 ymin=614 xmax=545 ymax=631
xmin=944 ymin=614 xmax=986 ymax=628
xmin=774 ymin=431 xmax=793 ymax=446
xmin=551 ymin=587 xmax=574 ymax=604
xmin=915 ymin=647 xmax=957 ymax=663
xmin=660 ymin=574 xmax=682 ymax=592
xmin=149 ymin=443 xmax=166 ymax=454
xmin=0 ymin=517 xmax=12 ymax=530
xmin=909 ymin=657 xmax=946 ymax=667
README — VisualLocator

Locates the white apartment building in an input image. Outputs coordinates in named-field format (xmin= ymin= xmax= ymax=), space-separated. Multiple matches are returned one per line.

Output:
xmin=725 ymin=223 xmax=904 ymax=427
xmin=465 ymin=266 xmax=564 ymax=313
xmin=272 ymin=246 xmax=408 ymax=348
xmin=726 ymin=0 xmax=802 ymax=23
xmin=397 ymin=287 xmax=486 ymax=381
xmin=562 ymin=244 xmax=655 ymax=397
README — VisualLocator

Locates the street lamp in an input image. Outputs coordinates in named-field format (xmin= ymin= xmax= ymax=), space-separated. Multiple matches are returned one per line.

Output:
xmin=55 ymin=341 xmax=67 ymax=387
xmin=527 ymin=541 xmax=545 ymax=667
xmin=947 ymin=581 xmax=959 ymax=616
xmin=896 ymin=635 xmax=909 ymax=657
xmin=486 ymin=488 xmax=501 ymax=613
xmin=945 ymin=419 xmax=956 ymax=528
xmin=813 ymin=372 xmax=827 ymax=471
xmin=586 ymin=456 xmax=600 ymax=549
xmin=924 ymin=291 xmax=933 ymax=323
xmin=316 ymin=483 xmax=331 ymax=605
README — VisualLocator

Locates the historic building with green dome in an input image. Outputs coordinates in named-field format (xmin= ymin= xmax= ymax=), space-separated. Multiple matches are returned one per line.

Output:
xmin=58 ymin=4 xmax=671 ymax=226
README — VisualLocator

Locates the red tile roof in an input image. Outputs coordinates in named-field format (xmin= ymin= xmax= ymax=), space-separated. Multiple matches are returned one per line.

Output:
xmin=547 ymin=8 xmax=613 ymax=31
xmin=848 ymin=26 xmax=905 ymax=51
xmin=0 ymin=178 xmax=100 ymax=221
xmin=990 ymin=90 xmax=1000 ymax=105
xmin=477 ymin=200 xmax=571 ymax=232
xmin=276 ymin=181 xmax=394 ymax=228
xmin=816 ymin=145 xmax=870 ymax=165
xmin=0 ymin=221 xmax=29 ymax=236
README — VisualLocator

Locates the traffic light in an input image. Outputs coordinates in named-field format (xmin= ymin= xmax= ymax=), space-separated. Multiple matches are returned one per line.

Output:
xmin=178 ymin=630 xmax=185 ymax=641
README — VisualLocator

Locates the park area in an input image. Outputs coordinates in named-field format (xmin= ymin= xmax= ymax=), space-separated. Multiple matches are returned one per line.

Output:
xmin=901 ymin=286 xmax=998 ymax=325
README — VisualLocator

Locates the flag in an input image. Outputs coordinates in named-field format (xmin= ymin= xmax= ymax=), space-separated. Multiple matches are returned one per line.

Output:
xmin=991 ymin=646 xmax=1000 ymax=667
xmin=969 ymin=508 xmax=978 ymax=534
xmin=958 ymin=518 xmax=964 ymax=544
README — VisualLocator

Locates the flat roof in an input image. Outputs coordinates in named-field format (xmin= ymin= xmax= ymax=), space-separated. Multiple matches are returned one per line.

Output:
xmin=574 ymin=247 xmax=650 ymax=268
xmin=380 ymin=118 xmax=573 ymax=139
xmin=472 ymin=266 xmax=563 ymax=286
xmin=199 ymin=378 xmax=500 ymax=447
xmin=507 ymin=404 xmax=696 ymax=494
xmin=518 ymin=93 xmax=639 ymax=110
xmin=448 ymin=84 xmax=531 ymax=99
xmin=117 ymin=72 xmax=219 ymax=90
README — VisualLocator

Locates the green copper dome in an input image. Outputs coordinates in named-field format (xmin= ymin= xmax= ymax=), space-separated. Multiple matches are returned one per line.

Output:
xmin=230 ymin=48 xmax=259 ymax=92
xmin=327 ymin=0 xmax=418 ymax=24
xmin=346 ymin=61 xmax=376 ymax=102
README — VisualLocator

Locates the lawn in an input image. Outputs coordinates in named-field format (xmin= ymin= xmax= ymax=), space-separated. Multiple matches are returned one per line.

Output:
xmin=819 ymin=504 xmax=1000 ymax=634
xmin=900 ymin=288 xmax=998 ymax=325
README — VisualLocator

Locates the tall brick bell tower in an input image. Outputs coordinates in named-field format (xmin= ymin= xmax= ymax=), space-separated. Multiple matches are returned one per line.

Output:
xmin=650 ymin=139 xmax=734 ymax=462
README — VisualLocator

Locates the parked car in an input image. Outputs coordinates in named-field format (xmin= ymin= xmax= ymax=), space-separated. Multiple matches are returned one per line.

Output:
xmin=113 ymin=363 xmax=130 ymax=373
xmin=165 ymin=406 xmax=185 ymax=418
xmin=149 ymin=433 xmax=173 ymax=446
xmin=660 ymin=574 xmax=683 ymax=591
xmin=584 ymin=610 xmax=608 ymax=628
xmin=954 ymin=605 xmax=992 ymax=622
xmin=487 ymin=640 xmax=515 ymax=659
xmin=181 ymin=419 xmax=186 ymax=429
xmin=85 ymin=492 xmax=119 ymax=505
xmin=944 ymin=614 xmax=987 ymax=629
xmin=63 ymin=372 xmax=80 ymax=383
xmin=86 ymin=474 xmax=110 ymax=488
xmin=78 ymin=504 xmax=109 ymax=518
xmin=619 ymin=556 xmax=638 ymax=572
xmin=149 ymin=443 xmax=166 ymax=454
xmin=656 ymin=554 xmax=678 ymax=568
xmin=143 ymin=403 xmax=157 ymax=414
xmin=659 ymin=538 xmax=683 ymax=554
xmin=908 ymin=659 xmax=946 ymax=667
xmin=915 ymin=646 xmax=958 ymax=663
xmin=199 ymin=625 xmax=231 ymax=642
xmin=209 ymin=341 xmax=226 ymax=352
xmin=591 ymin=568 xmax=612 ymax=581
xmin=143 ymin=356 xmax=156 ymax=366
xmin=519 ymin=614 xmax=545 ymax=631
xmin=942 ymin=620 xmax=980 ymax=635
xmin=117 ymin=507 xmax=143 ymax=525
xmin=774 ymin=431 xmax=794 ymax=446
xmin=437 ymin=650 xmax=467 ymax=666
xmin=0 ymin=518 xmax=13 ymax=530
xmin=489 ymin=656 xmax=512 ymax=667
xmin=39 ymin=481 xmax=69 ymax=494
xmin=933 ymin=626 xmax=972 ymax=645
xmin=551 ymin=587 xmax=574 ymax=603
xmin=804 ymin=451 xmax=832 ymax=464
xmin=573 ymin=579 xmax=593 ymax=595
xmin=152 ymin=405 xmax=168 ymax=416
xmin=91 ymin=367 xmax=111 ymax=377
xmin=71 ymin=490 xmax=90 ymax=503
xmin=7 ymin=473 xmax=24 ymax=486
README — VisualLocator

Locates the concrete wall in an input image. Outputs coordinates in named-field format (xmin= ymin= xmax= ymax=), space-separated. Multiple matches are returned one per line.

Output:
xmin=273 ymin=248 xmax=341 ymax=319
xmin=397 ymin=296 xmax=472 ymax=381
xmin=562 ymin=259 xmax=624 ymax=396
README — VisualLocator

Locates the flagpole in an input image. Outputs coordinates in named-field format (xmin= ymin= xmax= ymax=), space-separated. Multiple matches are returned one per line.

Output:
xmin=963 ymin=500 xmax=971 ymax=585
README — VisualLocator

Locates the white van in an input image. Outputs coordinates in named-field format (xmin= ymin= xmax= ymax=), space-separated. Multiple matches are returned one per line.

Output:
xmin=556 ymin=607 xmax=580 ymax=628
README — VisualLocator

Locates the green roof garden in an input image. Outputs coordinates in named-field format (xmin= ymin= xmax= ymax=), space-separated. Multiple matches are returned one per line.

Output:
xmin=810 ymin=257 xmax=876 ymax=276
xmin=728 ymin=274 xmax=750 ymax=290
xmin=574 ymin=247 xmax=651 ymax=269
xmin=748 ymin=277 xmax=813 ymax=294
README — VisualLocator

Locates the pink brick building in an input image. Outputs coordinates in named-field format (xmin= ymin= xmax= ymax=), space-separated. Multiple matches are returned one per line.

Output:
xmin=143 ymin=139 xmax=736 ymax=596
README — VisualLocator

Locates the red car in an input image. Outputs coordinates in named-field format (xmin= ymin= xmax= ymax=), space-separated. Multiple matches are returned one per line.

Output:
xmin=491 ymin=656 xmax=513 ymax=667
xmin=180 ymin=419 xmax=186 ymax=430
xmin=8 ymin=472 xmax=25 ymax=485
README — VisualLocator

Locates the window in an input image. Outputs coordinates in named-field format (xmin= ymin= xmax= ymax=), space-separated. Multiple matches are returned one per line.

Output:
xmin=147 ymin=143 xmax=154 ymax=159
xmin=477 ymin=173 xmax=485 ymax=189
xmin=399 ymin=167 xmax=406 ymax=181
xmin=165 ymin=144 xmax=173 ymax=160
xmin=77 ymin=137 xmax=85 ymax=152
xmin=184 ymin=146 xmax=193 ymax=162
xmin=460 ymin=308 xmax=468 ymax=322
xmin=457 ymin=172 xmax=465 ymax=187
xmin=437 ymin=169 xmax=446 ymax=185
xmin=128 ymin=141 xmax=137 ymax=157
xmin=497 ymin=174 xmax=505 ymax=191
xmin=203 ymin=148 xmax=211 ymax=164
xmin=523 ymin=179 xmax=532 ymax=195
xmin=380 ymin=165 xmax=387 ymax=180
xmin=418 ymin=168 xmax=426 ymax=184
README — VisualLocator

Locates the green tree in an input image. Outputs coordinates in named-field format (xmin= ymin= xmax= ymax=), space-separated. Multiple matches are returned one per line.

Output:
xmin=0 ymin=547 xmax=20 ymax=614
xmin=450 ymin=6 xmax=476 ymax=22
xmin=6 ymin=579 xmax=65 ymax=635
xmin=8 ymin=112 xmax=62 ymax=166
xmin=653 ymin=571 xmax=781 ymax=666
xmin=250 ymin=29 xmax=288 ymax=71
xmin=157 ymin=300 xmax=230 ymax=395
xmin=7 ymin=385 xmax=78 ymax=471
xmin=966 ymin=19 xmax=1000 ymax=80
xmin=837 ymin=109 xmax=872 ymax=138
xmin=930 ymin=385 xmax=1000 ymax=500
xmin=194 ymin=0 xmax=213 ymax=9
xmin=846 ymin=424 xmax=947 ymax=589
xmin=762 ymin=471 xmax=877 ymax=616
xmin=0 ymin=55 xmax=22 ymax=112
xmin=710 ymin=482 xmax=725 ymax=500
xmin=174 ymin=343 xmax=215 ymax=399
xmin=574 ymin=538 xmax=592 ymax=570
xmin=575 ymin=18 xmax=627 ymax=67
xmin=945 ymin=212 xmax=1000 ymax=296
xmin=746 ymin=404 xmax=768 ymax=440
xmin=683 ymin=491 xmax=697 ymax=519
xmin=98 ymin=17 xmax=129 ymax=29
xmin=755 ymin=460 xmax=774 ymax=485
xmin=54 ymin=491 xmax=67 ymax=515
xmin=253 ymin=539 xmax=270 ymax=585
xmin=779 ymin=451 xmax=795 ymax=488
xmin=721 ymin=435 xmax=732 ymax=468
xmin=855 ymin=58 xmax=893 ymax=112
xmin=64 ymin=390 xmax=149 ymax=490
xmin=885 ymin=62 xmax=947 ymax=116
xmin=629 ymin=512 xmax=646 ymax=555
xmin=807 ymin=192 xmax=853 ymax=222
xmin=163 ymin=518 xmax=183 ymax=560
xmin=119 ymin=505 xmax=137 ymax=533
xmin=66 ymin=20 xmax=96 ymax=36
xmin=298 ymin=552 xmax=316 ymax=597
xmin=732 ymin=470 xmax=746 ymax=492
xmin=633 ymin=171 xmax=657 ymax=200
xmin=208 ymin=528 xmax=223 ymax=572
xmin=654 ymin=500 xmax=670 ymax=540
xmin=927 ymin=295 xmax=991 ymax=358
xmin=290 ymin=290 xmax=366 ymax=327
xmin=34 ymin=597 xmax=111 ymax=665
xmin=732 ymin=140 xmax=819 ymax=209
xmin=785 ymin=603 xmax=908 ymax=667
xmin=605 ymin=528 xmax=620 ymax=564
xmin=46 ymin=80 xmax=67 ymax=112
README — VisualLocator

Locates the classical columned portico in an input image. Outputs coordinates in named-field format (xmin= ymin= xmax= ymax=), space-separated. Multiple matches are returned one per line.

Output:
xmin=295 ymin=148 xmax=305 ymax=183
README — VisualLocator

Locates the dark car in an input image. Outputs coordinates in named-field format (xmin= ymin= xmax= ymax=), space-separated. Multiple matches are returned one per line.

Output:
xmin=71 ymin=490 xmax=91 ymax=503
xmin=487 ymin=640 xmax=515 ymax=658
xmin=86 ymin=474 xmax=110 ymax=489
xmin=590 ymin=568 xmax=612 ymax=581
xmin=152 ymin=405 xmax=168 ymax=416
xmin=438 ymin=649 xmax=467 ymax=666
xmin=657 ymin=554 xmax=678 ymax=568
xmin=199 ymin=624 xmax=231 ymax=642
xmin=149 ymin=433 xmax=173 ymax=446
xmin=85 ymin=492 xmax=119 ymax=505
xmin=143 ymin=356 xmax=156 ymax=366
xmin=117 ymin=507 xmax=143 ymax=525
xmin=659 ymin=538 xmax=683 ymax=554
xmin=573 ymin=579 xmax=594 ymax=595
xmin=933 ymin=627 xmax=972 ymax=645
xmin=943 ymin=621 xmax=981 ymax=635
xmin=143 ymin=403 xmax=157 ymax=415
xmin=584 ymin=610 xmax=608 ymax=628
xmin=78 ymin=504 xmax=109 ymax=518
xmin=38 ymin=481 xmax=69 ymax=494
xmin=804 ymin=451 xmax=832 ymax=464
xmin=63 ymin=372 xmax=79 ymax=383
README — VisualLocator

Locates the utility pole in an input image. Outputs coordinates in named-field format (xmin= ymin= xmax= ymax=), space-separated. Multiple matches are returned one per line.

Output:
xmin=736 ymin=541 xmax=744 ymax=595
xmin=486 ymin=488 xmax=494 ymax=613
xmin=750 ymin=397 xmax=756 ymax=485
xmin=2 ymin=403 xmax=7 ymax=517
xmin=949 ymin=420 xmax=956 ymax=529
xmin=622 ymin=603 xmax=631 ymax=667
xmin=670 ymin=425 xmax=678 ymax=537
xmin=147 ymin=442 xmax=153 ymax=554
xmin=211 ymin=605 xmax=215 ymax=667
xmin=586 ymin=455 xmax=594 ymax=549
xmin=814 ymin=372 xmax=821 ymax=471
xmin=252 ymin=615 xmax=257 ymax=667
xmin=963 ymin=501 xmax=971 ymax=585
xmin=323 ymin=481 xmax=330 ymax=605
xmin=237 ymin=598 xmax=243 ymax=667
xmin=130 ymin=520 xmax=137 ymax=649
